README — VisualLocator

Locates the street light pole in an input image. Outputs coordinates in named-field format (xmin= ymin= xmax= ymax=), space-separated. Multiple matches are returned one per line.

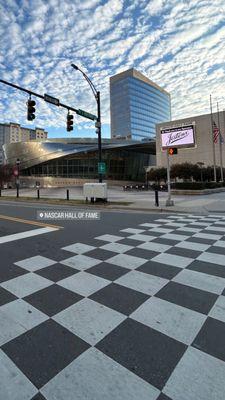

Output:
xmin=71 ymin=64 xmax=102 ymax=183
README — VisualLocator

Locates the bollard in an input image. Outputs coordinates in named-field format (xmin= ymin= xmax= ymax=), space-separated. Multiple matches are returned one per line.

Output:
xmin=66 ymin=189 xmax=69 ymax=201
xmin=37 ymin=189 xmax=40 ymax=199
xmin=16 ymin=186 xmax=19 ymax=198
xmin=155 ymin=190 xmax=159 ymax=207
xmin=0 ymin=189 xmax=1 ymax=197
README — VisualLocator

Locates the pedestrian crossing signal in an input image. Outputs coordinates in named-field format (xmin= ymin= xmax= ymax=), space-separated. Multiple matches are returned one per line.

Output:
xmin=168 ymin=148 xmax=178 ymax=155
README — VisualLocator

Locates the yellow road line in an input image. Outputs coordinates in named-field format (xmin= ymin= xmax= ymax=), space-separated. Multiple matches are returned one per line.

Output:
xmin=0 ymin=214 xmax=63 ymax=229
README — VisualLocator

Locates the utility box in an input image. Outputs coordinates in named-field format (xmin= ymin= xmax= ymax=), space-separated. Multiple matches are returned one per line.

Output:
xmin=83 ymin=183 xmax=107 ymax=201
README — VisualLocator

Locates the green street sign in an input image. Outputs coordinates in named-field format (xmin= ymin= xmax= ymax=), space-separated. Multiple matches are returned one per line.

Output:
xmin=98 ymin=162 xmax=106 ymax=174
xmin=77 ymin=109 xmax=97 ymax=121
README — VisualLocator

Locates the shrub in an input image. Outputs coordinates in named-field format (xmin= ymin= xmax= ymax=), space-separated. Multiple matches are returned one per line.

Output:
xmin=173 ymin=182 xmax=224 ymax=190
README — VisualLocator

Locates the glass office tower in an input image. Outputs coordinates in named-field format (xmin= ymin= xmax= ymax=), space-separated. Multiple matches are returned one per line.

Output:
xmin=110 ymin=68 xmax=171 ymax=141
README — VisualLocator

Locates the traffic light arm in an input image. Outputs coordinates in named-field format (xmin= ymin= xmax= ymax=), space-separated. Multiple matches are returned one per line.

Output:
xmin=0 ymin=79 xmax=97 ymax=121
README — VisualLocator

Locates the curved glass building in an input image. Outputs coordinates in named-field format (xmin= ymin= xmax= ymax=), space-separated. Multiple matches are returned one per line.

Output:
xmin=110 ymin=68 xmax=171 ymax=141
xmin=3 ymin=138 xmax=156 ymax=183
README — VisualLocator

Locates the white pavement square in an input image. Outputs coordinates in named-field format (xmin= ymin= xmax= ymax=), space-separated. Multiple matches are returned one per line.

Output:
xmin=161 ymin=233 xmax=189 ymax=241
xmin=173 ymin=269 xmax=225 ymax=294
xmin=115 ymin=270 xmax=168 ymax=295
xmin=151 ymin=253 xmax=194 ymax=268
xmin=1 ymin=273 xmax=52 ymax=298
xmin=100 ymin=242 xmax=133 ymax=253
xmin=41 ymin=348 xmax=159 ymax=400
xmin=60 ymin=254 xmax=101 ymax=270
xmin=53 ymin=298 xmax=126 ymax=345
xmin=163 ymin=347 xmax=225 ymax=400
xmin=127 ymin=233 xmax=157 ymax=242
xmin=131 ymin=297 xmax=206 ymax=345
xmin=58 ymin=272 xmax=110 ymax=297
xmin=197 ymin=252 xmax=225 ymax=266
xmin=138 ymin=241 xmax=171 ymax=253
xmin=0 ymin=350 xmax=37 ymax=400
xmin=120 ymin=228 xmax=145 ymax=234
xmin=193 ymin=232 xmax=222 ymax=240
xmin=14 ymin=255 xmax=56 ymax=271
xmin=106 ymin=254 xmax=147 ymax=269
xmin=209 ymin=296 xmax=225 ymax=323
xmin=175 ymin=241 xmax=210 ymax=252
xmin=61 ymin=243 xmax=96 ymax=254
xmin=94 ymin=234 xmax=124 ymax=242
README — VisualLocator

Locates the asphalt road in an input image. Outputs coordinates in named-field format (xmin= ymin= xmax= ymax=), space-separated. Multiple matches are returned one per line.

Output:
xmin=1 ymin=200 xmax=225 ymax=400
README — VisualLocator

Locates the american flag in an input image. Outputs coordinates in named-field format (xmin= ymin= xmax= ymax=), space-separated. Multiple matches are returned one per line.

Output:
xmin=213 ymin=121 xmax=220 ymax=143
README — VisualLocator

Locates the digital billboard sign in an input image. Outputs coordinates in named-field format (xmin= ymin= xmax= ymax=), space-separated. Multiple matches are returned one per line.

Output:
xmin=161 ymin=125 xmax=195 ymax=149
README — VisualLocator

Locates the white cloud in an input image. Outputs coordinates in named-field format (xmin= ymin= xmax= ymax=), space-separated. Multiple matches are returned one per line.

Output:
xmin=0 ymin=0 xmax=224 ymax=135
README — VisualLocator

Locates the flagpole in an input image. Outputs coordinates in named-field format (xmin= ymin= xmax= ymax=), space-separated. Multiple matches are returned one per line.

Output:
xmin=217 ymin=102 xmax=223 ymax=181
xmin=210 ymin=95 xmax=217 ymax=181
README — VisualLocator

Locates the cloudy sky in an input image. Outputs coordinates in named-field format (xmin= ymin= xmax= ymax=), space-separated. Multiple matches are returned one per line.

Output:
xmin=0 ymin=0 xmax=225 ymax=138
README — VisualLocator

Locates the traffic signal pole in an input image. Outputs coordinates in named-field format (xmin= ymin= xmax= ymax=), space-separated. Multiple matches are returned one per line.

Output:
xmin=165 ymin=150 xmax=174 ymax=207
xmin=71 ymin=64 xmax=103 ymax=183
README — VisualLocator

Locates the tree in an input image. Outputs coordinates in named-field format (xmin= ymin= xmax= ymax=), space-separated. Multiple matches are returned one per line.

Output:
xmin=170 ymin=163 xmax=200 ymax=181
xmin=0 ymin=165 xmax=13 ymax=187
xmin=147 ymin=167 xmax=167 ymax=183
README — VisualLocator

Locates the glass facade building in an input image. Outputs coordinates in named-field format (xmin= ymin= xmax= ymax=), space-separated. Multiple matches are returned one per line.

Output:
xmin=110 ymin=68 xmax=171 ymax=141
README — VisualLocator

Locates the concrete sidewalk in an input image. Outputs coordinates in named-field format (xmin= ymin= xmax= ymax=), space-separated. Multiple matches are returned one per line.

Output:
xmin=2 ymin=186 xmax=225 ymax=214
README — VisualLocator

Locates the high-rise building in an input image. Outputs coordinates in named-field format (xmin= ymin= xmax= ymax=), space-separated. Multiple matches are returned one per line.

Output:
xmin=110 ymin=68 xmax=171 ymax=141
xmin=0 ymin=123 xmax=48 ymax=164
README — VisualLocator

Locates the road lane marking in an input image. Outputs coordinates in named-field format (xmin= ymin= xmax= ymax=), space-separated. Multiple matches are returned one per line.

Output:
xmin=0 ymin=214 xmax=63 ymax=229
xmin=0 ymin=227 xmax=58 ymax=244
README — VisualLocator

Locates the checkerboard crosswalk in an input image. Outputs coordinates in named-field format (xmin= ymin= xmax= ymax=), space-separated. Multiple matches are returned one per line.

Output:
xmin=1 ymin=213 xmax=225 ymax=400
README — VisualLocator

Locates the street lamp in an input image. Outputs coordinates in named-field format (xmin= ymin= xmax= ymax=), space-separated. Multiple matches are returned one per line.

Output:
xmin=71 ymin=64 xmax=102 ymax=183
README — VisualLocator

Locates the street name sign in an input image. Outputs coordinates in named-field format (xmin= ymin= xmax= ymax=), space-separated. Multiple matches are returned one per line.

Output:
xmin=44 ymin=94 xmax=60 ymax=106
xmin=77 ymin=109 xmax=97 ymax=121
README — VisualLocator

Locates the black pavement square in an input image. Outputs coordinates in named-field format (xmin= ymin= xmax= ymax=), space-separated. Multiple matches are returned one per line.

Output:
xmin=24 ymin=284 xmax=83 ymax=317
xmin=152 ymin=237 xmax=180 ymax=246
xmin=156 ymin=281 xmax=218 ymax=314
xmin=157 ymin=394 xmax=173 ymax=400
xmin=144 ymin=231 xmax=164 ymax=237
xmin=85 ymin=248 xmax=117 ymax=260
xmin=126 ymin=247 xmax=159 ymax=260
xmin=192 ymin=317 xmax=225 ymax=362
xmin=87 ymin=262 xmax=129 ymax=281
xmin=2 ymin=319 xmax=89 ymax=389
xmin=119 ymin=238 xmax=143 ymax=247
xmin=35 ymin=263 xmax=78 ymax=282
xmin=165 ymin=246 xmax=201 ymax=259
xmin=206 ymin=246 xmax=225 ymax=255
xmin=137 ymin=261 xmax=181 ymax=280
xmin=186 ymin=237 xmax=215 ymax=245
xmin=0 ymin=264 xmax=27 ymax=283
xmin=172 ymin=230 xmax=195 ymax=237
xmin=0 ymin=286 xmax=17 ymax=306
xmin=97 ymin=318 xmax=187 ymax=390
xmin=31 ymin=393 xmax=47 ymax=400
xmin=90 ymin=283 xmax=149 ymax=315
xmin=187 ymin=260 xmax=225 ymax=279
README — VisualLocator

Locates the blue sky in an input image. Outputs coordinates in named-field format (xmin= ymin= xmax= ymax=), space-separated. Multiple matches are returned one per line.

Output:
xmin=0 ymin=0 xmax=225 ymax=139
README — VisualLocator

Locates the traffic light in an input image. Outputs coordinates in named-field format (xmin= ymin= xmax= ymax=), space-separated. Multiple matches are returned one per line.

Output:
xmin=27 ymin=99 xmax=36 ymax=120
xmin=168 ymin=148 xmax=178 ymax=155
xmin=67 ymin=113 xmax=74 ymax=131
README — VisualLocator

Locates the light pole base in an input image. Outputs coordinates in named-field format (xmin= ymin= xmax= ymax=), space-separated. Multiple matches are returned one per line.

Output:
xmin=165 ymin=199 xmax=174 ymax=207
